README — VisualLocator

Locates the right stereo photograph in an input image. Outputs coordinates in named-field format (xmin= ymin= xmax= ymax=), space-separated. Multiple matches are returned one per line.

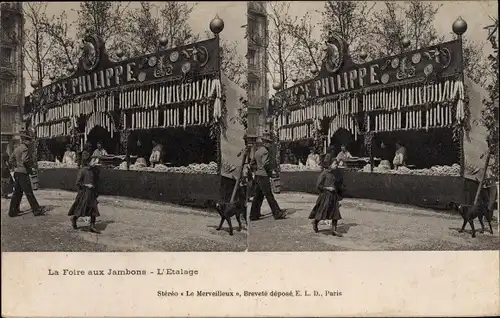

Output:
xmin=245 ymin=0 xmax=499 ymax=252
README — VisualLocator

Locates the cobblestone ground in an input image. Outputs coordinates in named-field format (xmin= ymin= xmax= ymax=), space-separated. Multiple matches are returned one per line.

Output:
xmin=248 ymin=192 xmax=500 ymax=251
xmin=1 ymin=190 xmax=247 ymax=252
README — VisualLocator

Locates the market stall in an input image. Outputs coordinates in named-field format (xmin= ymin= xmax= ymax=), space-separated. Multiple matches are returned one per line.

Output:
xmin=26 ymin=18 xmax=247 ymax=207
xmin=272 ymin=19 xmax=492 ymax=209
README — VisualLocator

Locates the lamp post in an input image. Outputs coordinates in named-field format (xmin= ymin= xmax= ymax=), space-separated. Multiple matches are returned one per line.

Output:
xmin=210 ymin=14 xmax=225 ymax=79
xmin=209 ymin=15 xmax=225 ymax=175
xmin=271 ymin=81 xmax=282 ymax=136
xmin=30 ymin=80 xmax=41 ymax=162
xmin=452 ymin=17 xmax=467 ymax=181
xmin=451 ymin=16 xmax=471 ymax=204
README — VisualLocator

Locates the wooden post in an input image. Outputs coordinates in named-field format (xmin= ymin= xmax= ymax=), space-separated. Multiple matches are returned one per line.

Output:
xmin=473 ymin=149 xmax=491 ymax=207
xmin=230 ymin=147 xmax=249 ymax=203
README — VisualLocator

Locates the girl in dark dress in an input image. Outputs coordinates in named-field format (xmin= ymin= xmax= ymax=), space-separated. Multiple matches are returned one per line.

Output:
xmin=308 ymin=157 xmax=344 ymax=236
xmin=68 ymin=152 xmax=101 ymax=233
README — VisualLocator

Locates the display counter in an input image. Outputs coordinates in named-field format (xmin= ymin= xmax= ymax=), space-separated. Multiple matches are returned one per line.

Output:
xmin=38 ymin=168 xmax=235 ymax=208
xmin=280 ymin=170 xmax=478 ymax=209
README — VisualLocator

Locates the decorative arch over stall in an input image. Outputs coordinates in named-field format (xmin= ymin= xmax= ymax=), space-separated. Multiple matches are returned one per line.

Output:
xmin=272 ymin=19 xmax=490 ymax=208
xmin=26 ymin=17 xmax=247 ymax=207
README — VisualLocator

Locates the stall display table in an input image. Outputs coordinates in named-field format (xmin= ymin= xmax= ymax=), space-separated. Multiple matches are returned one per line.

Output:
xmin=280 ymin=170 xmax=477 ymax=209
xmin=38 ymin=168 xmax=235 ymax=208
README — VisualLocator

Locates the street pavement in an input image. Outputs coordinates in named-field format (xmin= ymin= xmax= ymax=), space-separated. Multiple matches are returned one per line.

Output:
xmin=1 ymin=190 xmax=247 ymax=252
xmin=248 ymin=192 xmax=500 ymax=251
xmin=3 ymin=190 xmax=498 ymax=252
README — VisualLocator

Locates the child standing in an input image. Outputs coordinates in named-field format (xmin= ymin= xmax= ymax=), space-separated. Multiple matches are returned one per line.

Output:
xmin=308 ymin=158 xmax=344 ymax=236
xmin=68 ymin=152 xmax=101 ymax=233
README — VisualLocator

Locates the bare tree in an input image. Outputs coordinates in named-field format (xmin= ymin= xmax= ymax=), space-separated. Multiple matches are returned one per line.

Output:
xmin=42 ymin=10 xmax=80 ymax=80
xmin=247 ymin=2 xmax=300 ymax=88
xmin=124 ymin=2 xmax=161 ymax=56
xmin=320 ymin=1 xmax=375 ymax=59
xmin=459 ymin=35 xmax=495 ymax=87
xmin=286 ymin=12 xmax=323 ymax=82
xmin=481 ymin=17 xmax=499 ymax=178
xmin=22 ymin=2 xmax=56 ymax=86
xmin=370 ymin=2 xmax=406 ymax=58
xmin=75 ymin=1 xmax=131 ymax=58
xmin=158 ymin=2 xmax=199 ymax=49
xmin=403 ymin=1 xmax=444 ymax=50
xmin=370 ymin=1 xmax=444 ymax=59
xmin=203 ymin=31 xmax=246 ymax=88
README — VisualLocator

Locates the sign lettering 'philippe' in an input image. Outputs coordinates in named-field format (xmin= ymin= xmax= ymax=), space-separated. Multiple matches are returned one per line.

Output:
xmin=310 ymin=65 xmax=380 ymax=97
xmin=279 ymin=64 xmax=381 ymax=103
xmin=277 ymin=40 xmax=463 ymax=106
xmin=54 ymin=62 xmax=139 ymax=97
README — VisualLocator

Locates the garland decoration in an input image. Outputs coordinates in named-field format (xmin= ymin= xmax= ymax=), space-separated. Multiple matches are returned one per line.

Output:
xmin=275 ymin=77 xmax=468 ymax=143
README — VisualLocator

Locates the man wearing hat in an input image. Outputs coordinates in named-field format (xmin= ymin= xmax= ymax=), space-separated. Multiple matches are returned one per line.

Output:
xmin=8 ymin=132 xmax=45 ymax=217
xmin=249 ymin=133 xmax=287 ymax=221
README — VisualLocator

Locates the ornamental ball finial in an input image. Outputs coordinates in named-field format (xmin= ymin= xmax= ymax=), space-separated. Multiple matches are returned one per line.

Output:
xmin=402 ymin=37 xmax=411 ymax=49
xmin=453 ymin=16 xmax=468 ymax=36
xmin=359 ymin=50 xmax=368 ymax=60
xmin=158 ymin=36 xmax=168 ymax=47
xmin=210 ymin=15 xmax=225 ymax=34
xmin=30 ymin=80 xmax=40 ymax=89
xmin=116 ymin=49 xmax=125 ymax=58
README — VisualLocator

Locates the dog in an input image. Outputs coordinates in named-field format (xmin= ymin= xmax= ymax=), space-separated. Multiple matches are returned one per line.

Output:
xmin=449 ymin=202 xmax=494 ymax=238
xmin=212 ymin=200 xmax=247 ymax=236
xmin=210 ymin=200 xmax=248 ymax=235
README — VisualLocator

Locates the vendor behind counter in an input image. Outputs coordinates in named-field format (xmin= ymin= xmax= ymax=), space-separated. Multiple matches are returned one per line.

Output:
xmin=130 ymin=139 xmax=149 ymax=164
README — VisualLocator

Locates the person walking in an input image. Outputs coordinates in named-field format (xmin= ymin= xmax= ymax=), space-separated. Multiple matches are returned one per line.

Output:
xmin=8 ymin=134 xmax=45 ymax=217
xmin=249 ymin=134 xmax=287 ymax=221
xmin=68 ymin=152 xmax=101 ymax=233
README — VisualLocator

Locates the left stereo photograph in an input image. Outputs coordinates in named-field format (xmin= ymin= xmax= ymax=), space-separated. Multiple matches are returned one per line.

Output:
xmin=1 ymin=1 xmax=248 ymax=252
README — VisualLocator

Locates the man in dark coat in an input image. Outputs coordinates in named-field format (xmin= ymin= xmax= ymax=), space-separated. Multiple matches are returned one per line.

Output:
xmin=249 ymin=134 xmax=287 ymax=221
xmin=8 ymin=134 xmax=45 ymax=217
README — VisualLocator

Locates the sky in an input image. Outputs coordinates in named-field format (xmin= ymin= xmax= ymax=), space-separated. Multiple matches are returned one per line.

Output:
xmin=284 ymin=1 xmax=498 ymax=45
xmin=23 ymin=1 xmax=247 ymax=96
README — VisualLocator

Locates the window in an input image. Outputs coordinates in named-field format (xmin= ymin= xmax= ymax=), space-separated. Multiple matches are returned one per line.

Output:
xmin=4 ymin=79 xmax=15 ymax=94
xmin=1 ymin=47 xmax=13 ymax=63
xmin=248 ymin=48 xmax=260 ymax=69
xmin=1 ymin=109 xmax=14 ymax=131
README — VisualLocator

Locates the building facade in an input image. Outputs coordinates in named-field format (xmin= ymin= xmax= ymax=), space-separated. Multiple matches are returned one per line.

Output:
xmin=1 ymin=2 xmax=24 ymax=154
xmin=246 ymin=1 xmax=268 ymax=138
